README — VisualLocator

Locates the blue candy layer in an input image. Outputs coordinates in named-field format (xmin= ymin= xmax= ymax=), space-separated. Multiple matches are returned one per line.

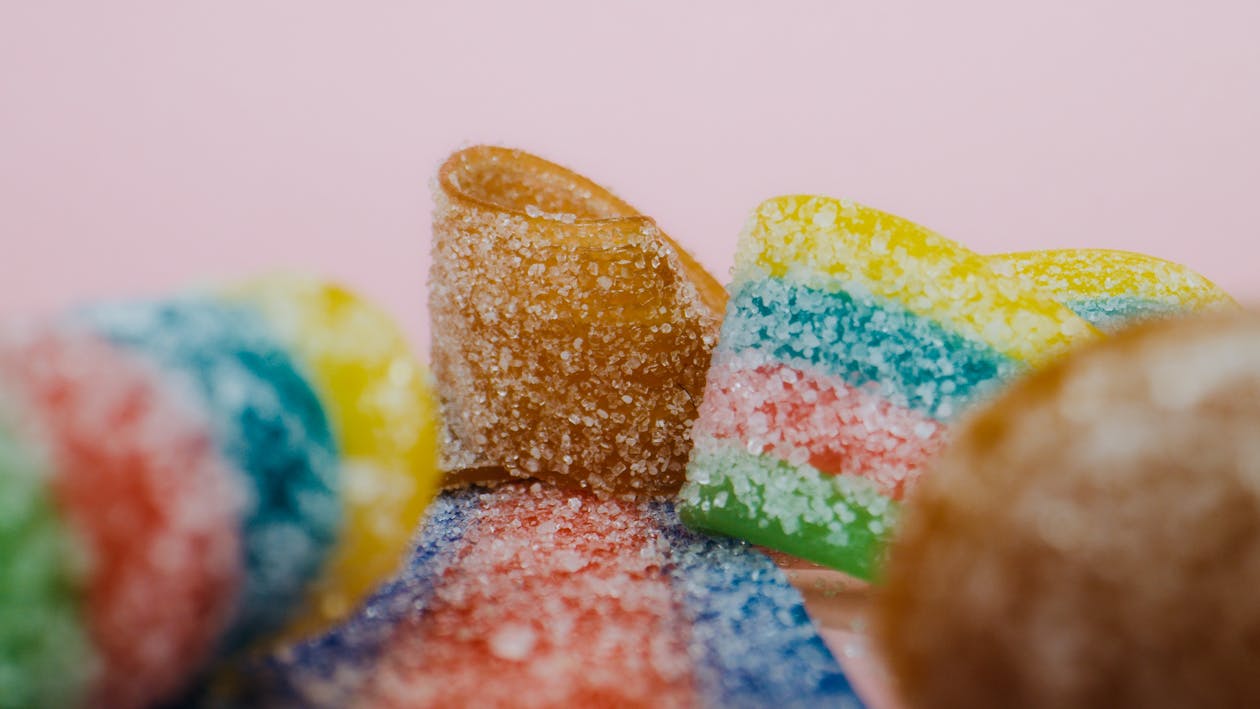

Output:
xmin=651 ymin=502 xmax=864 ymax=709
xmin=77 ymin=298 xmax=340 ymax=648
xmin=722 ymin=278 xmax=1017 ymax=421
xmin=248 ymin=490 xmax=479 ymax=706
xmin=1063 ymin=296 xmax=1185 ymax=334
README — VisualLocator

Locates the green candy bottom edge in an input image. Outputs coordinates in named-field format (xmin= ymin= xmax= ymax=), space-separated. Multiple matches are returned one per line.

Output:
xmin=679 ymin=443 xmax=900 ymax=581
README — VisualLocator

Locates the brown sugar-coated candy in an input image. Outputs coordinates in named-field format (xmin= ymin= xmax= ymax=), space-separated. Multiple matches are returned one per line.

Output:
xmin=430 ymin=146 xmax=726 ymax=497
xmin=876 ymin=311 xmax=1260 ymax=709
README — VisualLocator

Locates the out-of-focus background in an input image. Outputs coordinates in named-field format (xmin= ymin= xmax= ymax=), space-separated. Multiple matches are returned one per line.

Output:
xmin=3 ymin=1 xmax=1257 ymax=348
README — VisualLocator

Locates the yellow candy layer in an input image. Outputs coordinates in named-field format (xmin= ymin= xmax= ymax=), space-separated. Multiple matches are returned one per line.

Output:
xmin=230 ymin=276 xmax=440 ymax=639
xmin=991 ymin=249 xmax=1235 ymax=310
xmin=741 ymin=196 xmax=1098 ymax=364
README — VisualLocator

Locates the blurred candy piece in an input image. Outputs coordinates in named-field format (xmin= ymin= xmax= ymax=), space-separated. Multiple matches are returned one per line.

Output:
xmin=0 ymin=278 xmax=438 ymax=707
xmin=231 ymin=276 xmax=440 ymax=638
xmin=0 ymin=326 xmax=243 ymax=709
xmin=681 ymin=196 xmax=1098 ymax=579
xmin=79 ymin=298 xmax=341 ymax=648
xmin=252 ymin=483 xmax=863 ymax=708
xmin=0 ymin=410 xmax=94 ymax=709
xmin=877 ymin=312 xmax=1260 ymax=709
xmin=431 ymin=146 xmax=726 ymax=497
xmin=991 ymin=249 xmax=1235 ymax=332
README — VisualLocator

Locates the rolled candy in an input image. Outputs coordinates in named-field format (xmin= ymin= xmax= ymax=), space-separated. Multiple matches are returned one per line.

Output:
xmin=0 ymin=276 xmax=439 ymax=708
xmin=680 ymin=196 xmax=1232 ymax=580
xmin=877 ymin=312 xmax=1260 ymax=708
xmin=252 ymin=482 xmax=864 ymax=708
xmin=431 ymin=146 xmax=727 ymax=497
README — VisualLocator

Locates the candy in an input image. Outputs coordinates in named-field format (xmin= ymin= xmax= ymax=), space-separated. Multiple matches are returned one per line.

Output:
xmin=431 ymin=146 xmax=726 ymax=497
xmin=680 ymin=196 xmax=1099 ymax=579
xmin=252 ymin=483 xmax=864 ymax=708
xmin=230 ymin=276 xmax=440 ymax=638
xmin=0 ymin=327 xmax=243 ymax=709
xmin=991 ymin=249 xmax=1235 ymax=332
xmin=0 ymin=278 xmax=438 ymax=706
xmin=877 ymin=312 xmax=1260 ymax=708
xmin=78 ymin=297 xmax=342 ymax=648
xmin=0 ymin=409 xmax=94 ymax=709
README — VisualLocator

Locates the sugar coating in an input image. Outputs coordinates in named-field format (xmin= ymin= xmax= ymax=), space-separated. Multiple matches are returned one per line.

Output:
xmin=241 ymin=492 xmax=478 ymax=707
xmin=0 ymin=326 xmax=244 ymax=708
xmin=991 ymin=249 xmax=1235 ymax=333
xmin=741 ymin=196 xmax=1095 ymax=365
xmin=683 ymin=196 xmax=1095 ymax=579
xmin=683 ymin=442 xmax=897 ymax=580
xmin=695 ymin=351 xmax=947 ymax=499
xmin=76 ymin=299 xmax=341 ymax=648
xmin=649 ymin=503 xmax=863 ymax=709
xmin=231 ymin=276 xmax=441 ymax=639
xmin=248 ymin=484 xmax=862 ymax=708
xmin=360 ymin=484 xmax=696 ymax=708
xmin=430 ymin=146 xmax=726 ymax=497
xmin=877 ymin=313 xmax=1260 ymax=708
xmin=0 ymin=408 xmax=94 ymax=709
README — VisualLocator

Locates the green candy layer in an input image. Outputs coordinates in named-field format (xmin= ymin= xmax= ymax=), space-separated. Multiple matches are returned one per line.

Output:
xmin=0 ymin=420 xmax=94 ymax=708
xmin=680 ymin=443 xmax=899 ymax=580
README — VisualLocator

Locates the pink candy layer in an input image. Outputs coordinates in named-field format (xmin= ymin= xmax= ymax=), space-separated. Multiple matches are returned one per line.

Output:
xmin=0 ymin=328 xmax=244 ymax=709
xmin=695 ymin=356 xmax=948 ymax=499
xmin=360 ymin=485 xmax=699 ymax=708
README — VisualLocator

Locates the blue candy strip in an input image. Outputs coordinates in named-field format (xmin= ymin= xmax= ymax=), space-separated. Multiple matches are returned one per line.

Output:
xmin=721 ymin=278 xmax=1017 ymax=421
xmin=1063 ymin=296 xmax=1185 ymax=334
xmin=248 ymin=489 xmax=480 ymax=706
xmin=650 ymin=502 xmax=865 ymax=709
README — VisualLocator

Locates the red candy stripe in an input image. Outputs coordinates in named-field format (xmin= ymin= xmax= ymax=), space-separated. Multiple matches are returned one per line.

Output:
xmin=0 ymin=328 xmax=245 ymax=709
xmin=361 ymin=485 xmax=699 ymax=708
xmin=695 ymin=356 xmax=948 ymax=499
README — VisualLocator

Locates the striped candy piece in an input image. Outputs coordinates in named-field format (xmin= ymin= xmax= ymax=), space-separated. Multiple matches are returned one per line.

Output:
xmin=681 ymin=196 xmax=1231 ymax=581
xmin=251 ymin=483 xmax=863 ymax=709
xmin=0 ymin=276 xmax=439 ymax=708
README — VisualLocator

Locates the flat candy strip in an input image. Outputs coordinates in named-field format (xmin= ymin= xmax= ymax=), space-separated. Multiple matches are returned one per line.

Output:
xmin=650 ymin=503 xmax=863 ymax=709
xmin=250 ymin=484 xmax=864 ymax=708
xmin=245 ymin=491 xmax=478 ymax=707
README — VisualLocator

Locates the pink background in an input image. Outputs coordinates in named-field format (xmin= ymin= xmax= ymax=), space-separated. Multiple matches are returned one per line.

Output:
xmin=3 ymin=2 xmax=1258 ymax=350
xmin=3 ymin=4 xmax=1256 ymax=705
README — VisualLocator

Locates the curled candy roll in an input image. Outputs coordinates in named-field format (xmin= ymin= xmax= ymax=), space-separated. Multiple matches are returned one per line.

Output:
xmin=431 ymin=146 xmax=726 ymax=497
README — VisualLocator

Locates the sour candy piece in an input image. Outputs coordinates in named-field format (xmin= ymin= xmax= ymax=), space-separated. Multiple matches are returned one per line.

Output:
xmin=0 ymin=280 xmax=440 ymax=707
xmin=78 ymin=298 xmax=341 ymax=649
xmin=680 ymin=196 xmax=1098 ymax=579
xmin=0 ymin=327 xmax=244 ymax=709
xmin=230 ymin=275 xmax=441 ymax=638
xmin=991 ymin=249 xmax=1235 ymax=332
xmin=877 ymin=312 xmax=1260 ymax=709
xmin=431 ymin=146 xmax=726 ymax=497
xmin=0 ymin=409 xmax=94 ymax=709
xmin=251 ymin=483 xmax=863 ymax=709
